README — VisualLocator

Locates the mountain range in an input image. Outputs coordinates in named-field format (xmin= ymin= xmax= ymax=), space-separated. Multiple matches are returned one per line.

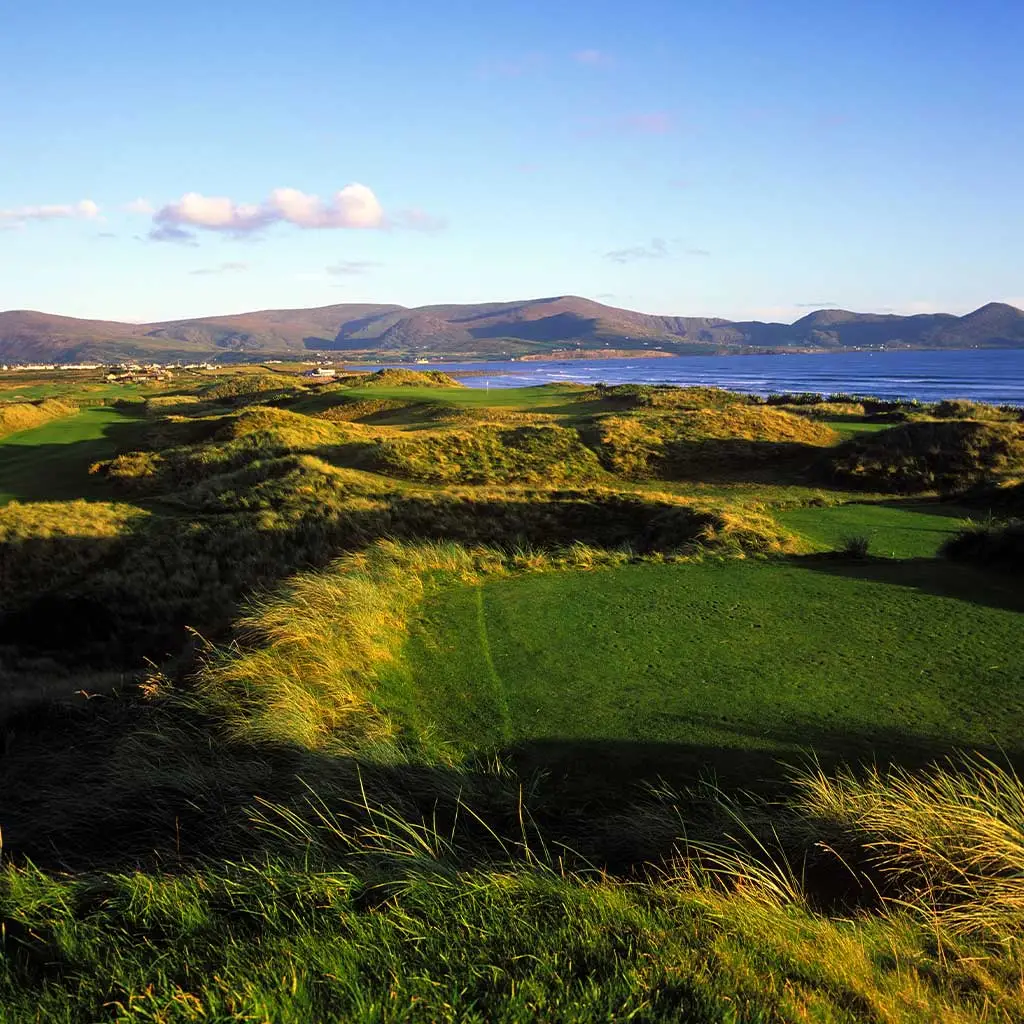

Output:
xmin=1 ymin=296 xmax=1023 ymax=364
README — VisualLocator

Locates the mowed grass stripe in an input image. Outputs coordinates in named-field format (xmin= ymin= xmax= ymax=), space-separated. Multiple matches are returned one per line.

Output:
xmin=397 ymin=560 xmax=1024 ymax=784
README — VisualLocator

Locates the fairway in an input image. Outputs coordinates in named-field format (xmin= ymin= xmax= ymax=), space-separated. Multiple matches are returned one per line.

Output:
xmin=0 ymin=405 xmax=146 ymax=504
xmin=386 ymin=559 xmax=1024 ymax=787
xmin=778 ymin=500 xmax=972 ymax=558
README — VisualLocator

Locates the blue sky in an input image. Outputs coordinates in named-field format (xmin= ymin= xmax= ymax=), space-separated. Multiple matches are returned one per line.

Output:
xmin=1 ymin=0 xmax=1021 ymax=323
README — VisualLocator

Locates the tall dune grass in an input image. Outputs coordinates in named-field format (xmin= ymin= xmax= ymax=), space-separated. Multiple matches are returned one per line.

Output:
xmin=196 ymin=540 xmax=504 ymax=750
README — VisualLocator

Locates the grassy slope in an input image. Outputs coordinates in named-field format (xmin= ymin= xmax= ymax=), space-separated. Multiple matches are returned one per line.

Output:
xmin=388 ymin=557 xmax=1024 ymax=786
xmin=0 ymin=406 xmax=147 ymax=504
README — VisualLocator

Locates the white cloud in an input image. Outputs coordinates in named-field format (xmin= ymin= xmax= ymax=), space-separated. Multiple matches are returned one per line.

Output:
xmin=268 ymin=184 xmax=384 ymax=228
xmin=0 ymin=199 xmax=99 ymax=223
xmin=124 ymin=198 xmax=154 ymax=215
xmin=149 ymin=183 xmax=396 ymax=242
xmin=155 ymin=192 xmax=270 ymax=233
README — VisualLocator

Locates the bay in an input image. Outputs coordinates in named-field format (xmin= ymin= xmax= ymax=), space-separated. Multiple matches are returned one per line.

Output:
xmin=381 ymin=348 xmax=1024 ymax=405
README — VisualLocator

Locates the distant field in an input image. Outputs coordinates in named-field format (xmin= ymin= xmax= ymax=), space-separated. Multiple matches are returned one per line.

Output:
xmin=778 ymin=500 xmax=972 ymax=558
xmin=0 ymin=405 xmax=146 ymax=504
xmin=383 ymin=559 xmax=1024 ymax=789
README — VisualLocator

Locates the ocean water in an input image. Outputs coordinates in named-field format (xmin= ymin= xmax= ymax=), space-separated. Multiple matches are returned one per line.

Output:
xmin=402 ymin=348 xmax=1024 ymax=405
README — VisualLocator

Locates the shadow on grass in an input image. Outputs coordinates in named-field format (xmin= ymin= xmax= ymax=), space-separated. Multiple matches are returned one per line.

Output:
xmin=0 ymin=408 xmax=147 ymax=503
xmin=0 ymin=489 xmax=759 ymax=667
xmin=788 ymin=553 xmax=1024 ymax=614
xmin=3 ymin=686 xmax=1020 ymax=875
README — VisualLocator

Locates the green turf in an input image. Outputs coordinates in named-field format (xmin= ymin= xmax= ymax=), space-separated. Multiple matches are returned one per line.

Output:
xmin=384 ymin=560 xmax=1024 ymax=786
xmin=777 ymin=500 xmax=972 ymax=558
xmin=0 ymin=405 xmax=147 ymax=504
xmin=819 ymin=417 xmax=894 ymax=437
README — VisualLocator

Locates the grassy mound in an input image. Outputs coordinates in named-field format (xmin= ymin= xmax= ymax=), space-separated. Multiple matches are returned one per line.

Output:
xmin=351 ymin=368 xmax=465 ymax=388
xmin=0 ymin=398 xmax=77 ymax=439
xmin=594 ymin=406 xmax=838 ymax=479
xmin=359 ymin=424 xmax=603 ymax=484
xmin=313 ymin=396 xmax=418 ymax=423
xmin=201 ymin=373 xmax=295 ymax=403
xmin=941 ymin=519 xmax=1024 ymax=572
xmin=97 ymin=407 xmax=351 ymax=494
xmin=931 ymin=398 xmax=1018 ymax=421
xmin=825 ymin=419 xmax=1024 ymax=493
xmin=586 ymin=383 xmax=756 ymax=410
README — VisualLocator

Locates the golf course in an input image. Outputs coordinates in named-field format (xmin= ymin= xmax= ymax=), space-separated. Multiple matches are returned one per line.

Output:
xmin=2 ymin=366 xmax=1023 ymax=1022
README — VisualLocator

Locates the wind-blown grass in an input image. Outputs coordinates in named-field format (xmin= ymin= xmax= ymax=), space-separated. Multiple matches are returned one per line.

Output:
xmin=196 ymin=541 xmax=502 ymax=750
xmin=793 ymin=754 xmax=1024 ymax=936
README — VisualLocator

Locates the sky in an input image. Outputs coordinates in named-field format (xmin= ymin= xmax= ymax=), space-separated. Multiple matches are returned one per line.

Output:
xmin=1 ymin=0 xmax=1022 ymax=324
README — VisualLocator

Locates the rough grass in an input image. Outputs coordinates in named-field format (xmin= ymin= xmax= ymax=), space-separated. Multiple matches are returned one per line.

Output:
xmin=358 ymin=424 xmax=604 ymax=484
xmin=196 ymin=541 xmax=500 ymax=751
xmin=793 ymin=754 xmax=1024 ymax=936
xmin=5 ymin=761 xmax=1024 ymax=1021
xmin=201 ymin=373 xmax=298 ymax=402
xmin=825 ymin=419 xmax=1024 ymax=493
xmin=586 ymin=383 xmax=757 ymax=410
xmin=594 ymin=406 xmax=838 ymax=479
xmin=96 ymin=407 xmax=353 ymax=494
xmin=0 ymin=398 xmax=77 ymax=439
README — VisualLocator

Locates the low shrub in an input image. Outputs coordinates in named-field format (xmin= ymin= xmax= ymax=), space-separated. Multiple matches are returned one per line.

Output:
xmin=765 ymin=391 xmax=825 ymax=406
